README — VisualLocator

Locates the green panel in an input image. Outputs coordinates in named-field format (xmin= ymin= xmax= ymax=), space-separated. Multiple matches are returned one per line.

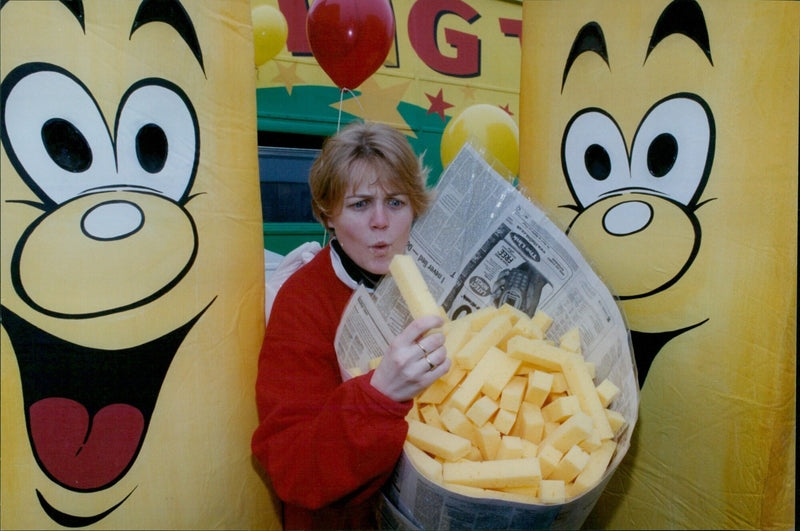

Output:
xmin=263 ymin=222 xmax=326 ymax=255
xmin=255 ymin=85 xmax=360 ymax=137
xmin=255 ymin=86 xmax=448 ymax=185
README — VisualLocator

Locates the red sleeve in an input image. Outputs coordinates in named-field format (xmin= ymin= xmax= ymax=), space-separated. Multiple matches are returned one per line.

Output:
xmin=251 ymin=260 xmax=411 ymax=510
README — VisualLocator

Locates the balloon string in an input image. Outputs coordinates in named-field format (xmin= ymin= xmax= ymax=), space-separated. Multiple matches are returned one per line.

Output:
xmin=337 ymin=88 xmax=364 ymax=132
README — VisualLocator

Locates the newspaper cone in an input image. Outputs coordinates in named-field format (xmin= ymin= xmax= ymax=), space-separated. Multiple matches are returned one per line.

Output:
xmin=336 ymin=144 xmax=638 ymax=530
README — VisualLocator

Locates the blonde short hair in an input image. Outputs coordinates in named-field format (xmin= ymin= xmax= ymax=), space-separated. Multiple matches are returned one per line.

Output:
xmin=309 ymin=121 xmax=432 ymax=230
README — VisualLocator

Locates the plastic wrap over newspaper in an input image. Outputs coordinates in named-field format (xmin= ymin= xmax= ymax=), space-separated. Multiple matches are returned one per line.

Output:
xmin=335 ymin=144 xmax=638 ymax=530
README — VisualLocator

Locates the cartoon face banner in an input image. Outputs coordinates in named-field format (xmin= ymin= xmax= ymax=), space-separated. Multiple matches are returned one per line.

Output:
xmin=519 ymin=1 xmax=797 ymax=529
xmin=1 ymin=1 xmax=278 ymax=528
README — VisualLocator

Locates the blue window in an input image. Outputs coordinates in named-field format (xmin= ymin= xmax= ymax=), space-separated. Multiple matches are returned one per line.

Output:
xmin=258 ymin=145 xmax=319 ymax=223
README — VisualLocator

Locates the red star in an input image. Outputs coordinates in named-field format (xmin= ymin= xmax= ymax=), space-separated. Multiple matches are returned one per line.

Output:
xmin=425 ymin=89 xmax=454 ymax=122
xmin=500 ymin=104 xmax=514 ymax=116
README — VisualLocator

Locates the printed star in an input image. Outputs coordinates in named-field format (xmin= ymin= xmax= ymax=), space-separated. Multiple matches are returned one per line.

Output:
xmin=426 ymin=89 xmax=454 ymax=122
xmin=336 ymin=78 xmax=411 ymax=130
xmin=461 ymin=85 xmax=477 ymax=103
xmin=500 ymin=104 xmax=514 ymax=116
xmin=271 ymin=62 xmax=303 ymax=95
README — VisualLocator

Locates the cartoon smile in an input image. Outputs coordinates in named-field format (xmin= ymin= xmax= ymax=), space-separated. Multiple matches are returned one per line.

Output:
xmin=1 ymin=304 xmax=209 ymax=492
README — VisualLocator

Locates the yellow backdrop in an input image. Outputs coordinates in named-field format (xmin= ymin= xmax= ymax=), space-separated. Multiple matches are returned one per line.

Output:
xmin=1 ymin=1 xmax=278 ymax=528
xmin=519 ymin=1 xmax=796 ymax=529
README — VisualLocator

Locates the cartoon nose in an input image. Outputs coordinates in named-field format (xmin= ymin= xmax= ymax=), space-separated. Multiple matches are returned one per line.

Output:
xmin=567 ymin=193 xmax=699 ymax=300
xmin=602 ymin=200 xmax=653 ymax=236
xmin=13 ymin=190 xmax=197 ymax=318
xmin=82 ymin=200 xmax=144 ymax=240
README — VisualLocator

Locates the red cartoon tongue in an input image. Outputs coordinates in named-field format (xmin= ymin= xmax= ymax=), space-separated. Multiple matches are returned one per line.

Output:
xmin=29 ymin=398 xmax=144 ymax=490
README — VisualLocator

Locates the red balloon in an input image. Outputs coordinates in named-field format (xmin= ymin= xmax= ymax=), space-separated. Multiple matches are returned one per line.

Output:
xmin=306 ymin=0 xmax=395 ymax=90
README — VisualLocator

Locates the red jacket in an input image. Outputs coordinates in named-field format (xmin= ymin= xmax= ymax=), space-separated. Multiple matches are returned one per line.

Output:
xmin=252 ymin=246 xmax=411 ymax=530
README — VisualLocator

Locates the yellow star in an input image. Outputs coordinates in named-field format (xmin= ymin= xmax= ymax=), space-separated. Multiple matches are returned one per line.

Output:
xmin=271 ymin=61 xmax=304 ymax=96
xmin=461 ymin=85 xmax=477 ymax=103
xmin=335 ymin=78 xmax=412 ymax=134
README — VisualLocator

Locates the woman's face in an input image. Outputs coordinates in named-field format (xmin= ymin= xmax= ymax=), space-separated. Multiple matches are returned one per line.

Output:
xmin=327 ymin=179 xmax=414 ymax=275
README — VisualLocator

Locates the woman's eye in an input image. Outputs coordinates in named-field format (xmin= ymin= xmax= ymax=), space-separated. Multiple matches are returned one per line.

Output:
xmin=388 ymin=198 xmax=405 ymax=208
xmin=349 ymin=200 xmax=368 ymax=209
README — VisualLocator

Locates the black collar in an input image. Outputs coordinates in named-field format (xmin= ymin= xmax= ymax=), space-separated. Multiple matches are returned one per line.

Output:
xmin=331 ymin=239 xmax=384 ymax=290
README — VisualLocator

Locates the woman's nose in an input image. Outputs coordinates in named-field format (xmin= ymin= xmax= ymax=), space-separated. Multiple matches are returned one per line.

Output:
xmin=371 ymin=204 xmax=389 ymax=228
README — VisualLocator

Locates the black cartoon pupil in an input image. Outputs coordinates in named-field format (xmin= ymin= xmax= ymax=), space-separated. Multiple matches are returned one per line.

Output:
xmin=584 ymin=143 xmax=611 ymax=180
xmin=136 ymin=123 xmax=168 ymax=173
xmin=647 ymin=132 xmax=678 ymax=177
xmin=42 ymin=118 xmax=92 ymax=172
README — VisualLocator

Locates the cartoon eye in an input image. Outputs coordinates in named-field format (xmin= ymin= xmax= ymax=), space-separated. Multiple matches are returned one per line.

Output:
xmin=0 ymin=64 xmax=116 ymax=205
xmin=115 ymin=80 xmax=198 ymax=202
xmin=630 ymin=94 xmax=713 ymax=205
xmin=562 ymin=109 xmax=630 ymax=208
xmin=41 ymin=118 xmax=93 ymax=173
xmin=136 ymin=123 xmax=168 ymax=174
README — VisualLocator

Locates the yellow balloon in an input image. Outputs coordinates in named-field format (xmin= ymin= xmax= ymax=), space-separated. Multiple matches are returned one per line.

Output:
xmin=252 ymin=5 xmax=288 ymax=67
xmin=440 ymin=103 xmax=520 ymax=176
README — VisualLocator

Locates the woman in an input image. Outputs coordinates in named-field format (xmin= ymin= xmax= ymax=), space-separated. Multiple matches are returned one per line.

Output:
xmin=252 ymin=121 xmax=451 ymax=530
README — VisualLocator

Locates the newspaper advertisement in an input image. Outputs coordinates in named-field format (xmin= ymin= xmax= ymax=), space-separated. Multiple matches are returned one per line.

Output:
xmin=334 ymin=144 xmax=639 ymax=530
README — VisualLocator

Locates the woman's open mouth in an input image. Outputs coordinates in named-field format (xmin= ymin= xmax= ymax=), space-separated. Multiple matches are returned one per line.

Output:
xmin=370 ymin=242 xmax=391 ymax=254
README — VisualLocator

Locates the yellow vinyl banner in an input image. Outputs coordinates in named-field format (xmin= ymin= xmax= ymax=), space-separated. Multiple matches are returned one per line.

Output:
xmin=519 ymin=1 xmax=797 ymax=529
xmin=1 ymin=1 xmax=278 ymax=528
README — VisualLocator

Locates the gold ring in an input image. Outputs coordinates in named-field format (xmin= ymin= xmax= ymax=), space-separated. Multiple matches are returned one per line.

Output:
xmin=416 ymin=342 xmax=429 ymax=357
xmin=425 ymin=356 xmax=435 ymax=371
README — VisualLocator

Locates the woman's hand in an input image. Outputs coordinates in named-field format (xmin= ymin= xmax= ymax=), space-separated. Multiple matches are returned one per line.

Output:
xmin=370 ymin=314 xmax=452 ymax=403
